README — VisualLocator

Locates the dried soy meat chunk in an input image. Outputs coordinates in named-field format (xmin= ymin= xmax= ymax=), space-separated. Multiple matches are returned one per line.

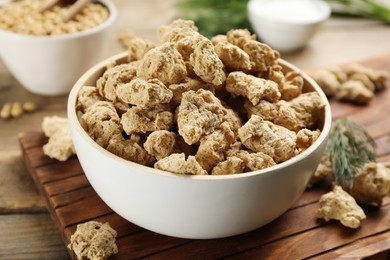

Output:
xmin=226 ymin=71 xmax=281 ymax=105
xmin=154 ymin=153 xmax=208 ymax=175
xmin=238 ymin=115 xmax=296 ymax=163
xmin=317 ymin=185 xmax=366 ymax=229
xmin=116 ymin=78 xmax=173 ymax=108
xmin=121 ymin=105 xmax=174 ymax=135
xmin=138 ymin=42 xmax=187 ymax=86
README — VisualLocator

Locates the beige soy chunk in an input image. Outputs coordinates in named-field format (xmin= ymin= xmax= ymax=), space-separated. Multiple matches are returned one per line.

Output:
xmin=177 ymin=89 xmax=225 ymax=145
xmin=118 ymin=32 xmax=155 ymax=62
xmin=225 ymin=143 xmax=276 ymax=171
xmin=335 ymin=80 xmax=374 ymax=104
xmin=317 ymin=185 xmax=366 ymax=229
xmin=346 ymin=63 xmax=388 ymax=92
xmin=289 ymin=92 xmax=325 ymax=130
xmin=238 ymin=115 xmax=296 ymax=163
xmin=238 ymin=151 xmax=276 ymax=171
xmin=144 ymin=130 xmax=176 ymax=160
xmin=266 ymin=65 xmax=303 ymax=101
xmin=168 ymin=77 xmax=205 ymax=105
xmin=345 ymin=161 xmax=390 ymax=206
xmin=121 ymin=105 xmax=173 ymax=135
xmin=107 ymin=134 xmax=155 ymax=166
xmin=190 ymin=37 xmax=226 ymax=86
xmin=195 ymin=122 xmax=235 ymax=172
xmin=214 ymin=41 xmax=253 ymax=72
xmin=226 ymin=29 xmax=256 ymax=49
xmin=210 ymin=34 xmax=228 ymax=46
xmin=116 ymin=78 xmax=173 ymax=108
xmin=281 ymin=71 xmax=304 ymax=101
xmin=211 ymin=156 xmax=245 ymax=175
xmin=244 ymin=92 xmax=325 ymax=132
xmin=68 ymin=221 xmax=118 ymax=260
xmin=242 ymin=40 xmax=279 ymax=73
xmin=158 ymin=19 xmax=199 ymax=43
xmin=296 ymin=128 xmax=320 ymax=153
xmin=42 ymin=116 xmax=75 ymax=161
xmin=138 ymin=42 xmax=187 ymax=86
xmin=226 ymin=71 xmax=281 ymax=105
xmin=77 ymin=86 xmax=103 ymax=113
xmin=174 ymin=34 xmax=202 ymax=61
xmin=96 ymin=63 xmax=137 ymax=102
xmin=244 ymin=100 xmax=299 ymax=132
xmin=80 ymin=101 xmax=122 ymax=148
xmin=154 ymin=153 xmax=208 ymax=175
xmin=310 ymin=69 xmax=343 ymax=97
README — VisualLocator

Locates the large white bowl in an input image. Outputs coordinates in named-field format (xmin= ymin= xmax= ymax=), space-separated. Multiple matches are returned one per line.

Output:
xmin=68 ymin=52 xmax=332 ymax=239
xmin=0 ymin=0 xmax=117 ymax=96
xmin=248 ymin=0 xmax=330 ymax=52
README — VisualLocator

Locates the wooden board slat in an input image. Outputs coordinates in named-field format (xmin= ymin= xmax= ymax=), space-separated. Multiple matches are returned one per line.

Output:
xmin=18 ymin=54 xmax=390 ymax=259
xmin=225 ymin=205 xmax=390 ymax=260
xmin=19 ymin=129 xmax=390 ymax=259
xmin=313 ymin=232 xmax=390 ymax=259
xmin=36 ymin=158 xmax=83 ymax=184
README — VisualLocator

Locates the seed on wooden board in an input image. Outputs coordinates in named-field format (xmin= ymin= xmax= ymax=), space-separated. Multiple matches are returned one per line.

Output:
xmin=0 ymin=103 xmax=12 ymax=119
xmin=22 ymin=101 xmax=37 ymax=112
xmin=10 ymin=102 xmax=23 ymax=118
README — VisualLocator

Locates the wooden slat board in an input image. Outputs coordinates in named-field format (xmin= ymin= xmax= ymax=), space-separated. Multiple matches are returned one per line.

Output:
xmin=19 ymin=55 xmax=390 ymax=259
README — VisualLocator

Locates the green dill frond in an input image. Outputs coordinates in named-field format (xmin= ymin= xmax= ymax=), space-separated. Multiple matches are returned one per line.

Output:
xmin=325 ymin=118 xmax=376 ymax=188
xmin=176 ymin=0 xmax=252 ymax=38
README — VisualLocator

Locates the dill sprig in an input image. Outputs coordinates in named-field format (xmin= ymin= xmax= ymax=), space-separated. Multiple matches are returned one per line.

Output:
xmin=176 ymin=0 xmax=252 ymax=38
xmin=325 ymin=118 xmax=376 ymax=188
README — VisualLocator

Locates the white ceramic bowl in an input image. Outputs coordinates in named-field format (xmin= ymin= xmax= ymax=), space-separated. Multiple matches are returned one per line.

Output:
xmin=68 ymin=52 xmax=332 ymax=239
xmin=248 ymin=0 xmax=330 ymax=52
xmin=0 ymin=0 xmax=117 ymax=96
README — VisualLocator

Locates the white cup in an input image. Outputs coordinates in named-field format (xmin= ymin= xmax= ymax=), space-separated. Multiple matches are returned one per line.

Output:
xmin=248 ymin=0 xmax=330 ymax=52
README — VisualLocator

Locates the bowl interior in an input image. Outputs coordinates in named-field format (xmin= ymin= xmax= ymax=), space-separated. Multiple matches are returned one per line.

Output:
xmin=68 ymin=51 xmax=332 ymax=180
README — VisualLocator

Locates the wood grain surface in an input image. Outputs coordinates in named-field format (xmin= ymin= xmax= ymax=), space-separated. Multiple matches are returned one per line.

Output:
xmin=2 ymin=1 xmax=390 ymax=258
xmin=17 ymin=55 xmax=390 ymax=259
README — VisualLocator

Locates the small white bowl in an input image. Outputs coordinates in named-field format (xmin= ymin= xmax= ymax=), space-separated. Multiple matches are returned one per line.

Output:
xmin=0 ymin=0 xmax=117 ymax=96
xmin=68 ymin=51 xmax=332 ymax=239
xmin=248 ymin=0 xmax=330 ymax=52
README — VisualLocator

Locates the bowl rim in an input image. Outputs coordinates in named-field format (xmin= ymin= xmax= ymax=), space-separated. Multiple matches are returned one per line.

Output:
xmin=0 ymin=0 xmax=117 ymax=40
xmin=247 ymin=0 xmax=331 ymax=25
xmin=68 ymin=51 xmax=332 ymax=181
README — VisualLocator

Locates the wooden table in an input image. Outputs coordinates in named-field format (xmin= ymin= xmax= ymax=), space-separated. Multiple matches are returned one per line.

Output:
xmin=1 ymin=1 xmax=390 ymax=259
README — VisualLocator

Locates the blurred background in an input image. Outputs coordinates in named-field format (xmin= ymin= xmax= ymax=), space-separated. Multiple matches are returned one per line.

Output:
xmin=1 ymin=0 xmax=390 ymax=259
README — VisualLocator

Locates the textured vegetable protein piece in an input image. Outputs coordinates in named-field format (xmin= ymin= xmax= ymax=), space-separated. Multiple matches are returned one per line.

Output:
xmin=317 ymin=185 xmax=366 ymax=229
xmin=345 ymin=161 xmax=390 ymax=206
xmin=238 ymin=115 xmax=297 ymax=163
xmin=68 ymin=221 xmax=118 ymax=260
xmin=311 ymin=64 xmax=388 ymax=104
xmin=42 ymin=116 xmax=75 ymax=161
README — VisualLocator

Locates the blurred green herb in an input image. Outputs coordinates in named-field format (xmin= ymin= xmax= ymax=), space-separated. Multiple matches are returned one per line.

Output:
xmin=325 ymin=118 xmax=376 ymax=188
xmin=176 ymin=0 xmax=252 ymax=38
xmin=325 ymin=0 xmax=390 ymax=23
